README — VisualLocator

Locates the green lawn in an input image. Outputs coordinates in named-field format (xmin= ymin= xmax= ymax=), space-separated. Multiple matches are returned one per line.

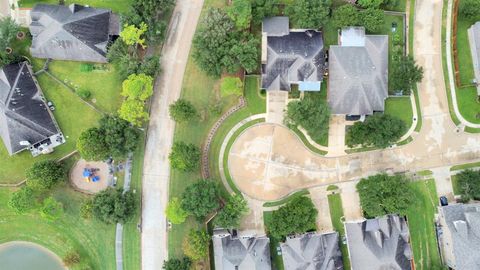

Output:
xmin=327 ymin=193 xmax=351 ymax=270
xmin=0 ymin=74 xmax=101 ymax=184
xmin=0 ymin=155 xmax=116 ymax=270
xmin=385 ymin=97 xmax=414 ymax=129
xmin=450 ymin=161 xmax=480 ymax=171
xmin=18 ymin=0 xmax=134 ymax=13
xmin=263 ymin=190 xmax=309 ymax=207
xmin=456 ymin=13 xmax=476 ymax=85
xmin=263 ymin=211 xmax=285 ymax=270
xmin=456 ymin=85 xmax=480 ymax=123
xmin=451 ymin=175 xmax=461 ymax=195
xmin=406 ymin=180 xmax=445 ymax=270
xmin=47 ymin=61 xmax=123 ymax=114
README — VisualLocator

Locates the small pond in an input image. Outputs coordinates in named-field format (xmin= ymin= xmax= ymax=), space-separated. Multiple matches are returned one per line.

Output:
xmin=0 ymin=241 xmax=65 ymax=270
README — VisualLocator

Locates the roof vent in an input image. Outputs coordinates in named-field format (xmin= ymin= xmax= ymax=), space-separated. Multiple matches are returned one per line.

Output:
xmin=69 ymin=4 xmax=84 ymax=13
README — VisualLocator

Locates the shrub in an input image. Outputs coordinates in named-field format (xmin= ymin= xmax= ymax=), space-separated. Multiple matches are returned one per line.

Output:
xmin=214 ymin=194 xmax=249 ymax=228
xmin=77 ymin=89 xmax=92 ymax=99
xmin=169 ymin=99 xmax=198 ymax=123
xmin=166 ymin=197 xmax=188 ymax=224
xmin=459 ymin=0 xmax=480 ymax=20
xmin=8 ymin=186 xmax=35 ymax=214
xmin=63 ymin=250 xmax=81 ymax=267
xmin=182 ymin=230 xmax=210 ymax=261
xmin=163 ymin=257 xmax=191 ymax=270
xmin=346 ymin=114 xmax=406 ymax=148
xmin=39 ymin=197 xmax=64 ymax=221
xmin=456 ymin=169 xmax=480 ymax=201
xmin=181 ymin=180 xmax=220 ymax=219
xmin=26 ymin=160 xmax=66 ymax=190
xmin=169 ymin=142 xmax=201 ymax=172
xmin=360 ymin=8 xmax=385 ymax=33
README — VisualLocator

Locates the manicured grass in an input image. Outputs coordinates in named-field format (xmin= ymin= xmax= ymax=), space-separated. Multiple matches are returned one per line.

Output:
xmin=380 ymin=13 xmax=405 ymax=93
xmin=451 ymin=175 xmax=461 ymax=195
xmin=385 ymin=97 xmax=414 ymax=129
xmin=327 ymin=185 xmax=339 ymax=191
xmin=383 ymin=0 xmax=407 ymax=12
xmin=263 ymin=190 xmax=309 ymax=207
xmin=417 ymin=170 xmax=433 ymax=176
xmin=47 ymin=61 xmax=123 ymax=114
xmin=289 ymin=126 xmax=328 ymax=155
xmin=263 ymin=211 xmax=285 ymax=270
xmin=455 ymin=85 xmax=480 ymax=123
xmin=450 ymin=161 xmax=480 ymax=171
xmin=18 ymin=0 xmax=134 ymax=13
xmin=406 ymin=180 xmax=445 ymax=270
xmin=0 ymin=74 xmax=101 ymax=184
xmin=456 ymin=12 xmax=476 ymax=85
xmin=0 ymin=155 xmax=116 ymax=270
xmin=409 ymin=0 xmax=415 ymax=54
xmin=327 ymin=193 xmax=351 ymax=269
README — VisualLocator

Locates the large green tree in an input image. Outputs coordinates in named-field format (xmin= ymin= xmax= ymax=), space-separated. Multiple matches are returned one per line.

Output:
xmin=99 ymin=115 xmax=139 ymax=158
xmin=166 ymin=197 xmax=188 ymax=224
xmin=358 ymin=0 xmax=384 ymax=8
xmin=26 ymin=160 xmax=66 ymax=190
xmin=214 ymin=194 xmax=249 ymax=228
xmin=360 ymin=8 xmax=385 ymax=33
xmin=169 ymin=142 xmax=201 ymax=172
xmin=77 ymin=127 xmax=110 ymax=161
xmin=288 ymin=0 xmax=331 ymax=29
xmin=332 ymin=4 xmax=359 ymax=29
xmin=266 ymin=196 xmax=317 ymax=239
xmin=118 ymin=99 xmax=148 ymax=127
xmin=227 ymin=0 xmax=252 ymax=29
xmin=346 ymin=114 xmax=406 ymax=148
xmin=181 ymin=180 xmax=220 ymax=219
xmin=0 ymin=17 xmax=19 ymax=52
xmin=357 ymin=174 xmax=414 ymax=218
xmin=120 ymin=22 xmax=148 ymax=48
xmin=169 ymin=99 xmax=198 ymax=123
xmin=455 ymin=169 xmax=480 ymax=202
xmin=391 ymin=55 xmax=424 ymax=95
xmin=92 ymin=188 xmax=135 ymax=224
xmin=121 ymin=73 xmax=154 ymax=101
xmin=251 ymin=0 xmax=280 ymax=25
xmin=182 ymin=230 xmax=210 ymax=261
xmin=460 ymin=0 xmax=480 ymax=20
xmin=8 ymin=186 xmax=35 ymax=214
xmin=163 ymin=257 xmax=191 ymax=270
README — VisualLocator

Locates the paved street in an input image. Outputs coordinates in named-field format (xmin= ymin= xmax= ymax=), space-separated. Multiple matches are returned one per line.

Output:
xmin=141 ymin=1 xmax=203 ymax=269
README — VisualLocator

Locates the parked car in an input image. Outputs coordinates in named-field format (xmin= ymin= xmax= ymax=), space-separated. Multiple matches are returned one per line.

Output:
xmin=440 ymin=196 xmax=448 ymax=206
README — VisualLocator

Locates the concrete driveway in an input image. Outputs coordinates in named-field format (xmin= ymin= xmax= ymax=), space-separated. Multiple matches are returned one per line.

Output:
xmin=266 ymin=90 xmax=288 ymax=124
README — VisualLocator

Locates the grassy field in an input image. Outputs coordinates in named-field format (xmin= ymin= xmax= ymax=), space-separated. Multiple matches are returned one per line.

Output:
xmin=0 ymin=154 xmax=117 ymax=270
xmin=327 ymin=193 xmax=351 ymax=269
xmin=47 ymin=61 xmax=123 ymax=114
xmin=450 ymin=161 xmax=480 ymax=171
xmin=18 ymin=0 xmax=134 ymax=13
xmin=263 ymin=190 xmax=309 ymax=207
xmin=385 ymin=97 xmax=414 ymax=130
xmin=263 ymin=211 xmax=285 ymax=270
xmin=406 ymin=180 xmax=445 ymax=270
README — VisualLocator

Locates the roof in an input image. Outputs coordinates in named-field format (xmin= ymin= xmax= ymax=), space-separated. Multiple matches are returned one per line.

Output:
xmin=280 ymin=232 xmax=344 ymax=270
xmin=345 ymin=215 xmax=413 ymax=270
xmin=468 ymin=22 xmax=480 ymax=95
xmin=29 ymin=4 xmax=120 ymax=63
xmin=439 ymin=203 xmax=480 ymax=270
xmin=328 ymin=27 xmax=388 ymax=115
xmin=212 ymin=229 xmax=271 ymax=270
xmin=261 ymin=17 xmax=325 ymax=91
xmin=0 ymin=62 xmax=61 ymax=155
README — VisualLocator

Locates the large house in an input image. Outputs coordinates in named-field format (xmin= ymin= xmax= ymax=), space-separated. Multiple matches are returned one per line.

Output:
xmin=280 ymin=232 xmax=343 ymax=270
xmin=29 ymin=3 xmax=120 ymax=63
xmin=0 ymin=62 xmax=64 ymax=156
xmin=468 ymin=22 xmax=480 ymax=95
xmin=437 ymin=203 xmax=480 ymax=269
xmin=344 ymin=215 xmax=413 ymax=270
xmin=212 ymin=229 xmax=271 ymax=270
xmin=328 ymin=27 xmax=388 ymax=116
xmin=261 ymin=17 xmax=326 ymax=92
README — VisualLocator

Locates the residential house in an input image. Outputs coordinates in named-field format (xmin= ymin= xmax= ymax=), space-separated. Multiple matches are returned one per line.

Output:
xmin=467 ymin=22 xmax=480 ymax=95
xmin=0 ymin=61 xmax=64 ymax=156
xmin=328 ymin=27 xmax=388 ymax=116
xmin=29 ymin=3 xmax=120 ymax=63
xmin=437 ymin=203 xmax=480 ymax=269
xmin=280 ymin=232 xmax=343 ymax=270
xmin=344 ymin=214 xmax=413 ymax=270
xmin=212 ymin=229 xmax=271 ymax=270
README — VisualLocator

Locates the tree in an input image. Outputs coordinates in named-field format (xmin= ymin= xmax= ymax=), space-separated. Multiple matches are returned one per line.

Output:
xmin=287 ymin=0 xmax=331 ymax=29
xmin=456 ymin=169 xmax=480 ymax=202
xmin=182 ymin=230 xmax=210 ymax=261
xmin=80 ymin=199 xmax=93 ymax=219
xmin=230 ymin=35 xmax=259 ymax=73
xmin=63 ymin=250 xmax=81 ymax=267
xmin=120 ymin=22 xmax=148 ymax=48
xmin=92 ymin=188 xmax=135 ymax=224
xmin=0 ymin=17 xmax=19 ymax=51
xmin=166 ymin=197 xmax=188 ymax=224
xmin=332 ymin=4 xmax=359 ymax=29
xmin=181 ymin=180 xmax=220 ymax=219
xmin=8 ymin=187 xmax=35 ymax=214
xmin=77 ymin=128 xmax=110 ymax=161
xmin=220 ymin=77 xmax=243 ymax=97
xmin=356 ymin=174 xmax=414 ymax=218
xmin=118 ymin=99 xmax=148 ymax=127
xmin=360 ymin=8 xmax=385 ymax=33
xmin=169 ymin=142 xmax=201 ymax=172
xmin=227 ymin=0 xmax=252 ymax=29
xmin=99 ymin=115 xmax=139 ymax=158
xmin=251 ymin=0 xmax=280 ymax=25
xmin=284 ymin=95 xmax=330 ymax=144
xmin=459 ymin=0 xmax=480 ymax=20
xmin=266 ymin=196 xmax=317 ymax=239
xmin=346 ymin=114 xmax=406 ymax=148
xmin=391 ymin=55 xmax=424 ymax=95
xmin=215 ymin=194 xmax=249 ymax=228
xmin=122 ymin=73 xmax=154 ymax=101
xmin=163 ymin=257 xmax=191 ymax=270
xmin=40 ymin=197 xmax=64 ymax=221
xmin=169 ymin=99 xmax=198 ymax=123
xmin=358 ymin=0 xmax=384 ymax=8
xmin=26 ymin=160 xmax=66 ymax=190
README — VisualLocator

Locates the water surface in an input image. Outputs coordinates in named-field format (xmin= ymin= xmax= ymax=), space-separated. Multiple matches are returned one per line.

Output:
xmin=0 ymin=241 xmax=65 ymax=270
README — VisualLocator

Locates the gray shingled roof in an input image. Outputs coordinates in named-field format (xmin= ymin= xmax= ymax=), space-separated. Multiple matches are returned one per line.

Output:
xmin=212 ymin=229 xmax=271 ymax=270
xmin=328 ymin=27 xmax=388 ymax=115
xmin=345 ymin=215 xmax=413 ymax=270
xmin=29 ymin=4 xmax=120 ymax=63
xmin=281 ymin=232 xmax=344 ymax=270
xmin=439 ymin=203 xmax=480 ymax=270
xmin=261 ymin=17 xmax=325 ymax=91
xmin=468 ymin=22 xmax=480 ymax=95
xmin=0 ymin=62 xmax=61 ymax=155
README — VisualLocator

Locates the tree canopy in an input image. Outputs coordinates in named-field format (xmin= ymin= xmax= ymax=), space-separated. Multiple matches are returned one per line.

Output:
xmin=26 ymin=160 xmax=66 ymax=190
xmin=118 ymin=99 xmax=149 ymax=127
xmin=0 ymin=17 xmax=19 ymax=52
xmin=227 ymin=0 xmax=252 ymax=29
xmin=360 ymin=8 xmax=385 ymax=33
xmin=182 ymin=230 xmax=210 ymax=261
xmin=391 ymin=55 xmax=424 ymax=95
xmin=266 ymin=196 xmax=317 ymax=239
xmin=169 ymin=99 xmax=198 ymax=123
xmin=357 ymin=174 xmax=414 ymax=218
xmin=166 ymin=197 xmax=188 ymax=224
xmin=122 ymin=73 xmax=154 ymax=101
xmin=455 ymin=169 xmax=480 ymax=202
xmin=77 ymin=127 xmax=110 ymax=161
xmin=220 ymin=77 xmax=243 ymax=97
xmin=332 ymin=4 xmax=359 ymax=29
xmin=163 ymin=257 xmax=191 ymax=270
xmin=346 ymin=114 xmax=406 ymax=148
xmin=358 ymin=0 xmax=384 ymax=8
xmin=181 ymin=180 xmax=220 ymax=219
xmin=92 ymin=188 xmax=135 ymax=224
xmin=99 ymin=115 xmax=139 ymax=158
xmin=214 ymin=194 xmax=249 ymax=228
xmin=287 ymin=0 xmax=331 ymax=29
xmin=169 ymin=142 xmax=201 ymax=172
xmin=120 ymin=22 xmax=148 ymax=48
xmin=8 ymin=186 xmax=35 ymax=214
xmin=251 ymin=0 xmax=280 ymax=25
xmin=459 ymin=0 xmax=480 ymax=20
xmin=39 ymin=197 xmax=64 ymax=221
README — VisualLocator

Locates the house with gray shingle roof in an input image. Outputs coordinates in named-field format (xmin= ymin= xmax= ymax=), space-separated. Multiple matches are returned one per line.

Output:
xmin=0 ymin=61 xmax=64 ymax=156
xmin=261 ymin=17 xmax=326 ymax=92
xmin=280 ymin=232 xmax=343 ymax=270
xmin=328 ymin=27 xmax=388 ymax=116
xmin=29 ymin=3 xmax=120 ymax=63
xmin=212 ymin=229 xmax=271 ymax=270
xmin=437 ymin=203 xmax=480 ymax=270
xmin=468 ymin=22 xmax=480 ymax=95
xmin=344 ymin=214 xmax=413 ymax=270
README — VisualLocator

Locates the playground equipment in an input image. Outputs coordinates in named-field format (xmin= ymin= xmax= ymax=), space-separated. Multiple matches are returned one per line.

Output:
xmin=83 ymin=168 xmax=100 ymax=183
